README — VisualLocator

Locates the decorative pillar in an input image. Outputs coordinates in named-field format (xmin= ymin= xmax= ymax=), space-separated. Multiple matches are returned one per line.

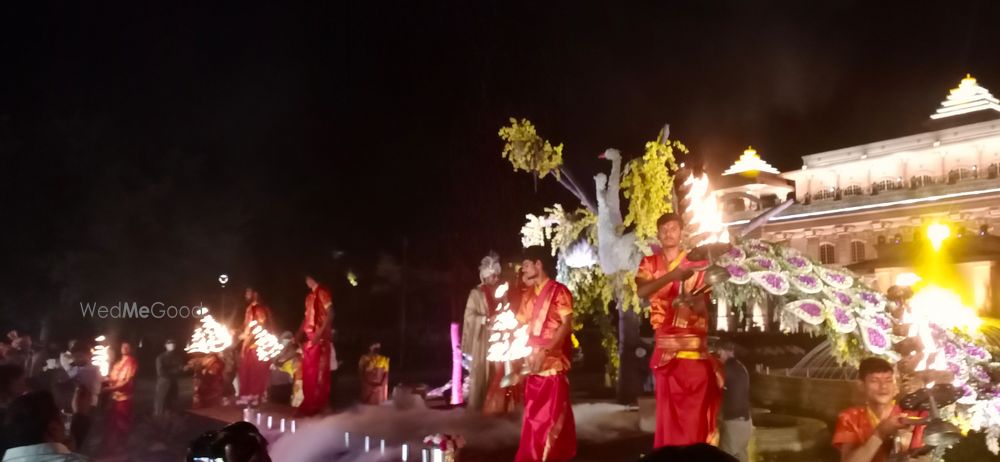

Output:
xmin=978 ymin=148 xmax=984 ymax=177
xmin=450 ymin=322 xmax=463 ymax=405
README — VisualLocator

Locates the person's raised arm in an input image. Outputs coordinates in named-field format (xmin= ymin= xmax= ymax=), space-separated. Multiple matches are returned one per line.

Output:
xmin=636 ymin=267 xmax=693 ymax=299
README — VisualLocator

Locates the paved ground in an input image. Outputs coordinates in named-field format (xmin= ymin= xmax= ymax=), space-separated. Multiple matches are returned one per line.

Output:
xmin=70 ymin=372 xmax=874 ymax=462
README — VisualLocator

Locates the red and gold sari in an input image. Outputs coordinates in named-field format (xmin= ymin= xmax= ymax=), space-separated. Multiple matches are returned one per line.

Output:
xmin=298 ymin=284 xmax=333 ymax=416
xmin=239 ymin=300 xmax=272 ymax=402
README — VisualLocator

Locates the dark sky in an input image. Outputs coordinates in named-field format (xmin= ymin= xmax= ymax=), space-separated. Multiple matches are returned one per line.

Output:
xmin=1 ymin=1 xmax=998 ymax=327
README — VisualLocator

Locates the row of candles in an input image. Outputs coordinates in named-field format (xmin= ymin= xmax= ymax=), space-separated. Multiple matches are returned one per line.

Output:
xmin=242 ymin=408 xmax=445 ymax=462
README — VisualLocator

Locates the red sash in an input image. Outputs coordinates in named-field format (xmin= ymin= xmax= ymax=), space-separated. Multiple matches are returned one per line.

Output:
xmin=527 ymin=280 xmax=558 ymax=347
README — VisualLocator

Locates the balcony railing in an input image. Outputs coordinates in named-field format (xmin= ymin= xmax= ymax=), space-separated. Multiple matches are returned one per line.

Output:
xmin=804 ymin=165 xmax=999 ymax=204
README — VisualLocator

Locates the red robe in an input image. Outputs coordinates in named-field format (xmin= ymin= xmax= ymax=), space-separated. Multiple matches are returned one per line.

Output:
xmin=191 ymin=354 xmax=226 ymax=409
xmin=299 ymin=284 xmax=333 ymax=416
xmin=637 ymin=251 xmax=723 ymax=448
xmin=832 ymin=405 xmax=926 ymax=462
xmin=239 ymin=301 xmax=273 ymax=401
xmin=103 ymin=354 xmax=137 ymax=452
xmin=514 ymin=279 xmax=576 ymax=462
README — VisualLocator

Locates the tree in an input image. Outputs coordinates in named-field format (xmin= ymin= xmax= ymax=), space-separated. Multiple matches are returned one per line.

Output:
xmin=499 ymin=118 xmax=684 ymax=397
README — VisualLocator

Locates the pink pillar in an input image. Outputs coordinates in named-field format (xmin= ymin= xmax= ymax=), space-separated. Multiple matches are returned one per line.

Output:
xmin=450 ymin=322 xmax=463 ymax=405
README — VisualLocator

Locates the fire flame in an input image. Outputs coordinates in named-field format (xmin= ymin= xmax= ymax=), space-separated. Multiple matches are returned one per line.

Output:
xmin=91 ymin=335 xmax=110 ymax=377
xmin=909 ymin=285 xmax=982 ymax=333
xmin=681 ymin=173 xmax=730 ymax=247
xmin=906 ymin=285 xmax=981 ymax=372
xmin=487 ymin=283 xmax=532 ymax=362
xmin=186 ymin=314 xmax=233 ymax=354
xmin=247 ymin=320 xmax=284 ymax=361
xmin=494 ymin=283 xmax=509 ymax=299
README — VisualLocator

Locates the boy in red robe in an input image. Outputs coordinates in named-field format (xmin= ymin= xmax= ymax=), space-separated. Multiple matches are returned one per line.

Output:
xmin=832 ymin=357 xmax=926 ymax=462
xmin=296 ymin=274 xmax=333 ymax=416
xmin=189 ymin=352 xmax=226 ymax=409
xmin=358 ymin=342 xmax=389 ymax=405
xmin=103 ymin=341 xmax=137 ymax=454
xmin=514 ymin=246 xmax=576 ymax=462
xmin=239 ymin=287 xmax=273 ymax=405
xmin=636 ymin=213 xmax=722 ymax=448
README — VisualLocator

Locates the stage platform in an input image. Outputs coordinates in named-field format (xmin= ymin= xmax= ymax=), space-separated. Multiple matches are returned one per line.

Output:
xmin=187 ymin=402 xmax=298 ymax=425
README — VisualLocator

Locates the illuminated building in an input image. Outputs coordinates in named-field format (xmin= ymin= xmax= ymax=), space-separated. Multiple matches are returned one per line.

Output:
xmin=718 ymin=75 xmax=1000 ymax=328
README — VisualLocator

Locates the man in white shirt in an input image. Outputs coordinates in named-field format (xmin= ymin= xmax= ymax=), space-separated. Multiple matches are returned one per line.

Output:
xmin=63 ymin=346 xmax=101 ymax=451
xmin=66 ymin=348 xmax=101 ymax=408
xmin=2 ymin=390 xmax=90 ymax=461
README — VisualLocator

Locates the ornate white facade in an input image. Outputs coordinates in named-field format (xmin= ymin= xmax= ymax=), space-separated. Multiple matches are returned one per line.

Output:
xmin=718 ymin=76 xmax=1000 ymax=316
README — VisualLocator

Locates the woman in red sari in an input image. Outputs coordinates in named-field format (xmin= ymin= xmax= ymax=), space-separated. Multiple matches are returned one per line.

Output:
xmin=297 ymin=275 xmax=333 ymax=416
xmin=239 ymin=287 xmax=273 ymax=405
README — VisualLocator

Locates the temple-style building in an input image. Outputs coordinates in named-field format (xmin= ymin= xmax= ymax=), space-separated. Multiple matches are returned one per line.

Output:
xmin=718 ymin=75 xmax=1000 ymax=329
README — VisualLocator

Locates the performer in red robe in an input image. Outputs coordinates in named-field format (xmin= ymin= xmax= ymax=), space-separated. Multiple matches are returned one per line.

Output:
xmin=636 ymin=213 xmax=722 ymax=448
xmin=102 ymin=342 xmax=137 ymax=454
xmin=358 ymin=342 xmax=389 ymax=405
xmin=832 ymin=357 xmax=926 ymax=462
xmin=190 ymin=353 xmax=226 ymax=409
xmin=296 ymin=274 xmax=333 ymax=416
xmin=239 ymin=287 xmax=273 ymax=405
xmin=514 ymin=247 xmax=576 ymax=462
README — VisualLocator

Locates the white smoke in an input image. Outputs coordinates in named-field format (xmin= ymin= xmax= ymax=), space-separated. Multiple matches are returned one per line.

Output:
xmin=268 ymin=394 xmax=640 ymax=462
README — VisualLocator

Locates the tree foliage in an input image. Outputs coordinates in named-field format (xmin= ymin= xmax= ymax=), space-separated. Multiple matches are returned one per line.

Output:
xmin=503 ymin=119 xmax=687 ymax=388
xmin=621 ymin=138 xmax=684 ymax=244
xmin=498 ymin=118 xmax=564 ymax=180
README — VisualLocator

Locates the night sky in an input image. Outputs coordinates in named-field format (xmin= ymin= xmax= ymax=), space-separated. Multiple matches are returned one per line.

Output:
xmin=1 ymin=2 xmax=998 ymax=337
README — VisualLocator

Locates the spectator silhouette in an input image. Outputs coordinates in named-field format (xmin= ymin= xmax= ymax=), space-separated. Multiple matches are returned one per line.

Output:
xmin=187 ymin=421 xmax=271 ymax=462
xmin=2 ymin=390 xmax=89 ymax=461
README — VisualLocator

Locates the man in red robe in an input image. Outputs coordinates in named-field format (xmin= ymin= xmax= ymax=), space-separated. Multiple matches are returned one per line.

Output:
xmin=636 ymin=213 xmax=722 ymax=448
xmin=296 ymin=274 xmax=333 ymax=416
xmin=514 ymin=246 xmax=576 ymax=462
xmin=832 ymin=357 xmax=926 ymax=462
xmin=239 ymin=287 xmax=273 ymax=405
xmin=102 ymin=341 xmax=137 ymax=454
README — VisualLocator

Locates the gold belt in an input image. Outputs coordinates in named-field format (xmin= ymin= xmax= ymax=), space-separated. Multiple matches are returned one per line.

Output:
xmin=655 ymin=334 xmax=709 ymax=360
